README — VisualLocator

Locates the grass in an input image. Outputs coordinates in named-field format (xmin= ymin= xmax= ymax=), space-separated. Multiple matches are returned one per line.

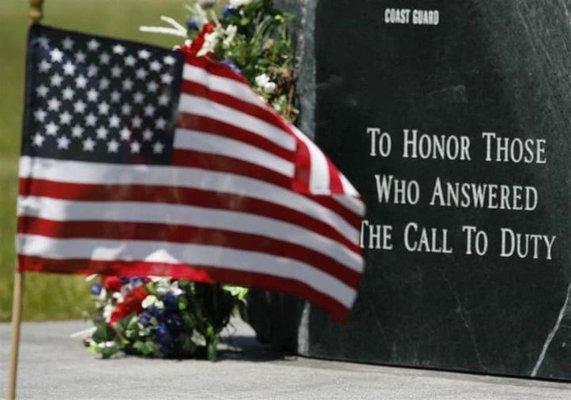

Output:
xmin=0 ymin=0 xmax=190 ymax=321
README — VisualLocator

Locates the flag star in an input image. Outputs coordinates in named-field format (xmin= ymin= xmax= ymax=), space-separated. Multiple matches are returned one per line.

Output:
xmin=144 ymin=105 xmax=156 ymax=117
xmin=62 ymin=86 xmax=75 ymax=100
xmin=62 ymin=37 xmax=75 ymax=50
xmin=138 ymin=49 xmax=151 ymax=59
xmin=120 ymin=127 xmax=131 ymax=141
xmin=109 ymin=114 xmax=121 ymax=128
xmin=99 ymin=52 xmax=111 ymax=65
xmin=75 ymin=74 xmax=87 ymax=88
xmin=33 ymin=133 xmax=45 ymax=147
xmin=34 ymin=109 xmax=47 ymax=122
xmin=37 ymin=36 xmax=50 ymax=48
xmin=164 ymin=55 xmax=176 ymax=65
xmin=150 ymin=60 xmax=161 ymax=72
xmin=98 ymin=102 xmax=110 ymax=115
xmin=153 ymin=141 xmax=165 ymax=154
xmin=161 ymin=73 xmax=173 ymax=84
xmin=73 ymin=100 xmax=87 ymax=113
xmin=47 ymin=97 xmax=61 ymax=111
xmin=135 ymin=68 xmax=148 ymax=80
xmin=36 ymin=85 xmax=49 ymax=98
xmin=50 ymin=73 xmax=63 ymax=87
xmin=75 ymin=51 xmax=86 ymax=63
xmin=96 ymin=126 xmax=109 ymax=139
xmin=59 ymin=111 xmax=73 ymax=125
xmin=107 ymin=139 xmax=119 ymax=153
xmin=142 ymin=129 xmax=153 ymax=141
xmin=132 ymin=116 xmax=143 ymax=128
xmin=71 ymin=124 xmax=84 ymax=137
xmin=158 ymin=94 xmax=170 ymax=106
xmin=46 ymin=122 xmax=59 ymax=136
xmin=130 ymin=141 xmax=141 ymax=153
xmin=87 ymin=89 xmax=99 ymax=102
xmin=38 ymin=60 xmax=51 ymax=72
xmin=63 ymin=62 xmax=76 ymax=76
xmin=87 ymin=39 xmax=100 ymax=51
xmin=99 ymin=77 xmax=110 ymax=90
xmin=125 ymin=55 xmax=136 ymax=67
xmin=147 ymin=81 xmax=158 ymax=92
xmin=57 ymin=135 xmax=71 ymax=149
xmin=50 ymin=48 xmax=64 ymax=63
xmin=83 ymin=137 xmax=96 ymax=151
xmin=122 ymin=79 xmax=134 ymax=91
xmin=87 ymin=64 xmax=99 ymax=77
xmin=85 ymin=113 xmax=98 ymax=126
xmin=155 ymin=118 xmax=167 ymax=130
xmin=111 ymin=66 xmax=123 ymax=78
xmin=121 ymin=104 xmax=132 ymax=115
xmin=113 ymin=44 xmax=126 ymax=55
xmin=110 ymin=91 xmax=121 ymax=103
xmin=133 ymin=92 xmax=145 ymax=104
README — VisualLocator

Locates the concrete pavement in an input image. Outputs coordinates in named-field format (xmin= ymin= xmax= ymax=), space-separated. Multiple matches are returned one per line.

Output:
xmin=0 ymin=319 xmax=569 ymax=399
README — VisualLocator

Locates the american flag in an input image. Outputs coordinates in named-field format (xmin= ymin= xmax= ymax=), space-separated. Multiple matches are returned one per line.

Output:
xmin=17 ymin=25 xmax=365 ymax=321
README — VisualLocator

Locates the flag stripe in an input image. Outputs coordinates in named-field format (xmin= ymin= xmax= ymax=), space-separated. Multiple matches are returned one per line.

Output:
xmin=18 ymin=234 xmax=357 ymax=307
xmin=18 ymin=255 xmax=350 ymax=322
xmin=19 ymin=179 xmax=360 ymax=253
xmin=19 ymin=157 xmax=360 ymax=241
xmin=174 ymin=128 xmax=295 ymax=177
xmin=18 ymin=196 xmax=362 ymax=271
xmin=19 ymin=216 xmax=362 ymax=287
xmin=179 ymin=94 xmax=296 ymax=151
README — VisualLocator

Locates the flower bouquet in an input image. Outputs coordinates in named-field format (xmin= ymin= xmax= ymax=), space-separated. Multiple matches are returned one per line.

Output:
xmin=84 ymin=0 xmax=297 ymax=360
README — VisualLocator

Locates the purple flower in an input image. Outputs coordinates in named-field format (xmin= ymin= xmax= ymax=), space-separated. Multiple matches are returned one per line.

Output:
xmin=90 ymin=283 xmax=102 ymax=295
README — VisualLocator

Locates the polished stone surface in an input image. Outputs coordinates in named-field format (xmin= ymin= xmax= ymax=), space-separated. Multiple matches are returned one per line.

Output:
xmin=1 ymin=320 xmax=570 ymax=399
xmin=250 ymin=0 xmax=570 ymax=381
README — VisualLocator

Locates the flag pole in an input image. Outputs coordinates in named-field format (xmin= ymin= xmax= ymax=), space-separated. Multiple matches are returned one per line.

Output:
xmin=7 ymin=2 xmax=44 ymax=399
xmin=6 ymin=270 xmax=25 ymax=400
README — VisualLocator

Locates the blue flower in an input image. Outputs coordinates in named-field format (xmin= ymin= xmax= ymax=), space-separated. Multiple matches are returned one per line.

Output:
xmin=90 ymin=283 xmax=102 ymax=295
xmin=186 ymin=18 xmax=200 ymax=32
xmin=156 ymin=323 xmax=174 ymax=355
xmin=221 ymin=60 xmax=241 ymax=74
xmin=164 ymin=312 xmax=184 ymax=336
xmin=139 ymin=311 xmax=153 ymax=327
xmin=163 ymin=291 xmax=179 ymax=311
xmin=223 ymin=6 xmax=240 ymax=19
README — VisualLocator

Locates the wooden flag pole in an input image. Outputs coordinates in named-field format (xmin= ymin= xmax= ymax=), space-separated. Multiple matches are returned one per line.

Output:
xmin=29 ymin=0 xmax=44 ymax=24
xmin=6 ymin=270 xmax=25 ymax=400
xmin=8 ymin=5 xmax=43 ymax=400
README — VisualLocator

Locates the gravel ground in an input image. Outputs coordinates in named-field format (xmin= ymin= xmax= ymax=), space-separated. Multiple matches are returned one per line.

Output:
xmin=0 ymin=319 xmax=569 ymax=399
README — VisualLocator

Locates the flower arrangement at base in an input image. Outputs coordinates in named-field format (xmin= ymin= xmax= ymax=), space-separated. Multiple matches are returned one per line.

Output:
xmin=86 ymin=276 xmax=247 ymax=360
xmin=85 ymin=0 xmax=297 ymax=361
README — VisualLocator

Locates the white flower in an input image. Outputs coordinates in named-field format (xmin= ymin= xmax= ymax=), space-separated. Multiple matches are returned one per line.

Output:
xmin=170 ymin=281 xmax=185 ymax=297
xmin=197 ymin=31 xmax=219 ymax=57
xmin=255 ymin=74 xmax=276 ymax=94
xmin=223 ymin=25 xmax=238 ymax=48
xmin=264 ymin=81 xmax=277 ymax=94
xmin=197 ymin=0 xmax=217 ymax=10
xmin=97 ymin=341 xmax=116 ymax=349
xmin=230 ymin=0 xmax=251 ymax=8
xmin=102 ymin=304 xmax=114 ymax=323
xmin=142 ymin=294 xmax=162 ymax=309
xmin=112 ymin=292 xmax=124 ymax=302
xmin=255 ymin=73 xmax=271 ymax=87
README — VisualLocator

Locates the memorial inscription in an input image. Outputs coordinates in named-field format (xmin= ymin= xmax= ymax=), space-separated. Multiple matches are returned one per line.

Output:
xmin=249 ymin=0 xmax=570 ymax=381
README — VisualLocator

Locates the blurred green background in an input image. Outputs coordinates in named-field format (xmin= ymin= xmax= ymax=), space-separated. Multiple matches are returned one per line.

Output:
xmin=0 ymin=0 xmax=190 ymax=321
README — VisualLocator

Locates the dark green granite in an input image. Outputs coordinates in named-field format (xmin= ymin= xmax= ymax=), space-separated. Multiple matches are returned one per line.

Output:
xmin=249 ymin=0 xmax=570 ymax=381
